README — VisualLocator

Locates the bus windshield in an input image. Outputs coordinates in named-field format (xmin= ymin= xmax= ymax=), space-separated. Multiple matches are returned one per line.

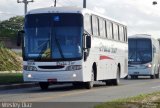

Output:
xmin=24 ymin=13 xmax=83 ymax=61
xmin=128 ymin=38 xmax=152 ymax=64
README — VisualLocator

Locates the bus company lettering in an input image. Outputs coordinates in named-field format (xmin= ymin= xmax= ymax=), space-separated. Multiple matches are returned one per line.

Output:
xmin=99 ymin=46 xmax=117 ymax=54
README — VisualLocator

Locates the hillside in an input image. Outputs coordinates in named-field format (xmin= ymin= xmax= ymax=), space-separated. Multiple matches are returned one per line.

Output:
xmin=0 ymin=44 xmax=22 ymax=71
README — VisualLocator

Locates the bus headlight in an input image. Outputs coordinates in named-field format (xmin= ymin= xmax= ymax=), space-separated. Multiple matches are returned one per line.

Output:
xmin=23 ymin=65 xmax=37 ymax=71
xmin=66 ymin=65 xmax=82 ymax=71
xmin=147 ymin=64 xmax=152 ymax=68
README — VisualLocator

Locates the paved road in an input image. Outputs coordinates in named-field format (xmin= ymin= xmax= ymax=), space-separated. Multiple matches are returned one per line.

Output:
xmin=0 ymin=77 xmax=160 ymax=103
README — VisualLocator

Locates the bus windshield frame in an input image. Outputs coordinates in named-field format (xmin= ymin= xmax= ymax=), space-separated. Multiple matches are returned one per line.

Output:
xmin=128 ymin=38 xmax=152 ymax=64
xmin=24 ymin=13 xmax=83 ymax=61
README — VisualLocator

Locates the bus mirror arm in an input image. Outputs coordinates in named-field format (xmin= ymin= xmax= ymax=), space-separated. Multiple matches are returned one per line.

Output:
xmin=84 ymin=51 xmax=88 ymax=61
xmin=17 ymin=30 xmax=24 ymax=46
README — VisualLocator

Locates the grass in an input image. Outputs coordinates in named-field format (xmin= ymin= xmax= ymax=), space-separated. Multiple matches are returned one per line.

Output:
xmin=0 ymin=73 xmax=23 ymax=84
xmin=0 ymin=43 xmax=22 ymax=71
xmin=95 ymin=92 xmax=160 ymax=108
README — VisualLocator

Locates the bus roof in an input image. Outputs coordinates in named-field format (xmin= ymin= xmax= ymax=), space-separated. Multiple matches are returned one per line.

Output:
xmin=128 ymin=34 xmax=152 ymax=39
xmin=27 ymin=7 xmax=126 ymax=26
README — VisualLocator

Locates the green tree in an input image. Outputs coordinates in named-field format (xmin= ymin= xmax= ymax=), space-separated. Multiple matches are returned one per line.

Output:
xmin=0 ymin=16 xmax=24 ymax=38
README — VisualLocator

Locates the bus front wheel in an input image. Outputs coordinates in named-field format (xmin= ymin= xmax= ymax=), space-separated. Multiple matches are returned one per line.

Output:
xmin=150 ymin=74 xmax=156 ymax=79
xmin=39 ymin=82 xmax=49 ymax=90
xmin=131 ymin=75 xmax=138 ymax=79
xmin=155 ymin=72 xmax=159 ymax=79
xmin=85 ymin=69 xmax=94 ymax=89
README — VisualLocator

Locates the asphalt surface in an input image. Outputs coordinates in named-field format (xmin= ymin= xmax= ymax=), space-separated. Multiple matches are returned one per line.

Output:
xmin=0 ymin=77 xmax=160 ymax=104
xmin=0 ymin=78 xmax=160 ymax=102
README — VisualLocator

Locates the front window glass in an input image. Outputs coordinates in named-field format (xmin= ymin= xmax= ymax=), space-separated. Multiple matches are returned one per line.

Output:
xmin=24 ymin=13 xmax=83 ymax=61
xmin=129 ymin=38 xmax=152 ymax=64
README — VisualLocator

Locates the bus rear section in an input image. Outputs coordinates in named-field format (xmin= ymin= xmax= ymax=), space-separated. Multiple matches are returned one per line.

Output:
xmin=128 ymin=35 xmax=160 ymax=79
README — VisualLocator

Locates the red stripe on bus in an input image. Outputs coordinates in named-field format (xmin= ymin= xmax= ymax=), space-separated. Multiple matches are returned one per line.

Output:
xmin=100 ymin=55 xmax=113 ymax=60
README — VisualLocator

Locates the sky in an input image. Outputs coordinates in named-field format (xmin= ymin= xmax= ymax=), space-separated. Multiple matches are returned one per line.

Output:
xmin=0 ymin=0 xmax=160 ymax=38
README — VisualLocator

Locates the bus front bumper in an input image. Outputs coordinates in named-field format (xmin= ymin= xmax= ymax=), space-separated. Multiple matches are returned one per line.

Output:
xmin=128 ymin=68 xmax=152 ymax=76
xmin=23 ymin=70 xmax=83 ymax=82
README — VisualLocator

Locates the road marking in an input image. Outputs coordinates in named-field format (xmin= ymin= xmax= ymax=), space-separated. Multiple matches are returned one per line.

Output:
xmin=151 ymin=85 xmax=160 ymax=89
xmin=21 ymin=80 xmax=160 ymax=102
xmin=21 ymin=90 xmax=92 ymax=102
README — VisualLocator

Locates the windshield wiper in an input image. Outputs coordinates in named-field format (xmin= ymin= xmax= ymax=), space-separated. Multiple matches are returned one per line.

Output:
xmin=54 ymin=36 xmax=65 ymax=59
xmin=37 ymin=40 xmax=50 ymax=60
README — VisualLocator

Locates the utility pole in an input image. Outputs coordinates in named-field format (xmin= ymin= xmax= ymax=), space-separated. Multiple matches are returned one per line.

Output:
xmin=83 ymin=0 xmax=86 ymax=8
xmin=17 ymin=0 xmax=34 ymax=15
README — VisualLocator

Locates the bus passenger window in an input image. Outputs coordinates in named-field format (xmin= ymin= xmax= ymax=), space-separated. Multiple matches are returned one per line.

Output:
xmin=92 ymin=15 xmax=99 ymax=36
xmin=106 ymin=21 xmax=113 ymax=39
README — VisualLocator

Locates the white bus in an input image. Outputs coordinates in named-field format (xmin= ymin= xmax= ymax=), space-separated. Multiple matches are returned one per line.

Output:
xmin=18 ymin=7 xmax=128 ymax=89
xmin=128 ymin=34 xmax=160 ymax=79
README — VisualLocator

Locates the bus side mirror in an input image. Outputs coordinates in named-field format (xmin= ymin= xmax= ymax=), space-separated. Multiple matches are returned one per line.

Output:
xmin=17 ymin=30 xmax=24 ymax=46
xmin=86 ymin=36 xmax=91 ymax=49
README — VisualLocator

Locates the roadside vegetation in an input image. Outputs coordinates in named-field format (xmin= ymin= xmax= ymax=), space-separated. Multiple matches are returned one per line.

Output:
xmin=0 ymin=43 xmax=22 ymax=71
xmin=0 ymin=73 xmax=23 ymax=84
xmin=0 ymin=16 xmax=24 ymax=38
xmin=0 ymin=16 xmax=23 ymax=84
xmin=95 ymin=92 xmax=160 ymax=108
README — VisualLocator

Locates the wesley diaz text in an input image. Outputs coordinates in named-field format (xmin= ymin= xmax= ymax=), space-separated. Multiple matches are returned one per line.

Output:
xmin=1 ymin=102 xmax=32 ymax=108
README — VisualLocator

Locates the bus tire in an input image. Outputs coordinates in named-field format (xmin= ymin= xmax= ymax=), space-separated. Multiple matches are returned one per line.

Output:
xmin=85 ymin=69 xmax=94 ymax=89
xmin=39 ymin=82 xmax=49 ymax=90
xmin=131 ymin=75 xmax=138 ymax=79
xmin=130 ymin=75 xmax=134 ymax=79
xmin=124 ymin=75 xmax=128 ymax=79
xmin=155 ymin=73 xmax=159 ymax=79
xmin=134 ymin=75 xmax=138 ymax=79
xmin=150 ymin=74 xmax=156 ymax=79
xmin=112 ymin=67 xmax=120 ymax=86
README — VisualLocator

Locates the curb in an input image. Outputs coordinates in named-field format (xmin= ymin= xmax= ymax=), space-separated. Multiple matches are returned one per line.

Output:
xmin=0 ymin=83 xmax=39 ymax=91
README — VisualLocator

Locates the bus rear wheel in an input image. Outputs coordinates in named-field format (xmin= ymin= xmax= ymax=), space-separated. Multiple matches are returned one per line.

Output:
xmin=112 ymin=67 xmax=120 ymax=85
xmin=39 ymin=82 xmax=49 ymax=90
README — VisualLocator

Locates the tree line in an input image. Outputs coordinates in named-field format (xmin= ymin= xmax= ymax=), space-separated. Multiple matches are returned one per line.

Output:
xmin=0 ymin=16 xmax=24 ymax=38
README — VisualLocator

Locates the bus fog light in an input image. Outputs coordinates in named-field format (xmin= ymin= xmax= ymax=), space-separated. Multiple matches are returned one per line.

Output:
xmin=27 ymin=74 xmax=32 ymax=78
xmin=147 ymin=64 xmax=152 ymax=68
xmin=73 ymin=74 xmax=77 ymax=77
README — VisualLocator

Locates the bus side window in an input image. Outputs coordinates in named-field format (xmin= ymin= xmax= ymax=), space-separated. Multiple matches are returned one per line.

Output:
xmin=113 ymin=23 xmax=119 ymax=41
xmin=91 ymin=15 xmax=99 ymax=36
xmin=98 ymin=17 xmax=106 ymax=38
xmin=84 ymin=14 xmax=91 ymax=35
xmin=119 ymin=25 xmax=124 ymax=42
xmin=106 ymin=21 xmax=113 ymax=39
